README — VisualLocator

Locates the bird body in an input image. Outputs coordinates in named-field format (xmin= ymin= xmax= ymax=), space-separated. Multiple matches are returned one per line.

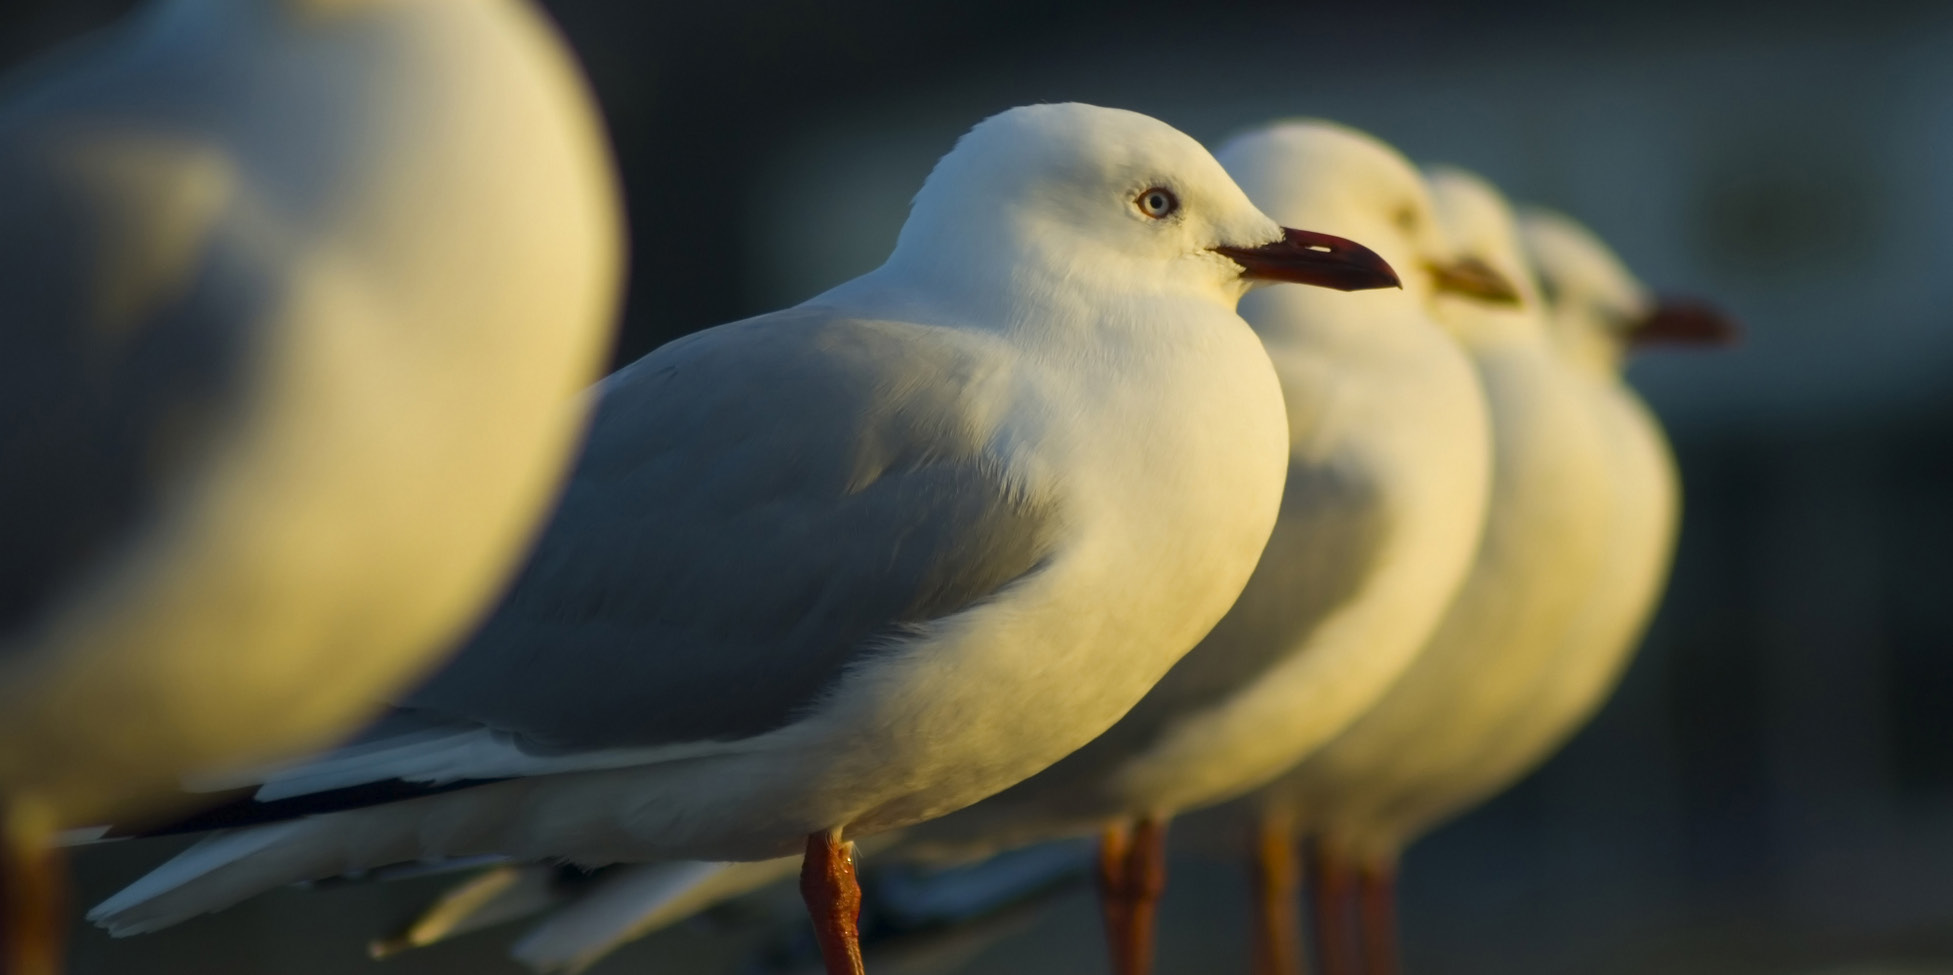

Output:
xmin=0 ymin=0 xmax=622 ymax=830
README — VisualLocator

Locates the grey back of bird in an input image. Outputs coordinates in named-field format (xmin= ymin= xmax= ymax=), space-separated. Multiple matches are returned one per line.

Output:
xmin=405 ymin=309 xmax=1061 ymax=753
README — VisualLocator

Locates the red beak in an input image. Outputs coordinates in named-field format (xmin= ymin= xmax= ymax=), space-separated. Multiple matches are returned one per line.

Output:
xmin=1631 ymin=297 xmax=1741 ymax=347
xmin=1213 ymin=228 xmax=1401 ymax=292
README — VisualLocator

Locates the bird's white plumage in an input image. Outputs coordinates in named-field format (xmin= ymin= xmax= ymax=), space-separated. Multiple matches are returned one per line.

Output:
xmin=194 ymin=724 xmax=754 ymax=802
xmin=367 ymin=863 xmax=559 ymax=961
xmin=0 ymin=0 xmax=622 ymax=828
xmin=512 ymin=859 xmax=799 ymax=974
xmin=1366 ymin=208 xmax=1683 ymax=844
xmin=900 ymin=121 xmax=1493 ymax=855
xmin=1247 ymin=168 xmax=1618 ymax=863
xmin=88 ymin=821 xmax=310 ymax=935
xmin=91 ymin=102 xmax=1305 ymax=934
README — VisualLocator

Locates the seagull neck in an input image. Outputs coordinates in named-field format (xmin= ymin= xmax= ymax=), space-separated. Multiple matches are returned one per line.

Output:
xmin=825 ymin=261 xmax=1198 ymax=354
xmin=1549 ymin=313 xmax=1628 ymax=378
xmin=813 ymin=265 xmax=1006 ymax=333
xmin=857 ymin=253 xmax=1051 ymax=331
xmin=1440 ymin=305 xmax=1548 ymax=354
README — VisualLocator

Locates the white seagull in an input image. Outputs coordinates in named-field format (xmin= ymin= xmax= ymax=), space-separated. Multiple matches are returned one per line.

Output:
xmin=0 ymin=0 xmax=621 ymax=969
xmin=1237 ymin=168 xmax=1620 ymax=975
xmin=85 ymin=102 xmax=1402 ymax=974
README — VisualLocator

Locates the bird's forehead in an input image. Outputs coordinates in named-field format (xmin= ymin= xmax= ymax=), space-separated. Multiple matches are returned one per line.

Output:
xmin=1524 ymin=215 xmax=1644 ymax=308
xmin=1430 ymin=174 xmax=1519 ymax=257
xmin=964 ymin=105 xmax=1219 ymax=192
xmin=1289 ymin=127 xmax=1416 ymax=185
xmin=1225 ymin=126 xmax=1425 ymax=219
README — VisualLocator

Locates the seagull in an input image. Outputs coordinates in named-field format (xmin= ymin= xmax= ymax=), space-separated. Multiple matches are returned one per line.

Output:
xmin=1301 ymin=207 xmax=1734 ymax=975
xmin=85 ymin=102 xmax=1402 ymax=974
xmin=1234 ymin=168 xmax=1620 ymax=975
xmin=877 ymin=120 xmax=1506 ymax=975
xmin=0 ymin=0 xmax=621 ymax=969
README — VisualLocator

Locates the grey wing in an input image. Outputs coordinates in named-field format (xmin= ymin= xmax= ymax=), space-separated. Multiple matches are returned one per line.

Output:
xmin=0 ymin=119 xmax=264 ymax=642
xmin=402 ymin=308 xmax=1060 ymax=752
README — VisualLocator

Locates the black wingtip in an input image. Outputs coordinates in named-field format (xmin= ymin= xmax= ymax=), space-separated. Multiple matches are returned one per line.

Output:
xmin=106 ymin=778 xmax=509 ymax=840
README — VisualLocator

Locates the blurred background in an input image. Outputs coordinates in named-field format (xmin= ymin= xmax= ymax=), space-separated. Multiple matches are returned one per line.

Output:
xmin=9 ymin=0 xmax=1953 ymax=972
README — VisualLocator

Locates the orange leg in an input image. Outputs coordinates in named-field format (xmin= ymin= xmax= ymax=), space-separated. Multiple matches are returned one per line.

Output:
xmin=1309 ymin=838 xmax=1358 ymax=975
xmin=1119 ymin=816 xmax=1169 ymax=975
xmin=799 ymin=830 xmax=864 ymax=975
xmin=1 ymin=799 xmax=62 ymax=975
xmin=1098 ymin=821 xmax=1133 ymax=968
xmin=1250 ymin=817 xmax=1306 ymax=975
xmin=1356 ymin=861 xmax=1399 ymax=975
xmin=1098 ymin=816 xmax=1169 ymax=975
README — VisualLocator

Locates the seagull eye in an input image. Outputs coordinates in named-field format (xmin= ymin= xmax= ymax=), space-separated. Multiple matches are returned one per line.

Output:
xmin=1135 ymin=187 xmax=1179 ymax=219
xmin=1394 ymin=206 xmax=1419 ymax=232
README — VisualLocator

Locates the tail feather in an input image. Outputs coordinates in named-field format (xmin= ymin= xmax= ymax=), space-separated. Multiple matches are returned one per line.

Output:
xmin=369 ymin=864 xmax=564 ymax=958
xmin=513 ymin=858 xmax=799 ymax=973
xmin=86 ymin=810 xmax=425 ymax=935
xmin=88 ymin=823 xmax=314 ymax=935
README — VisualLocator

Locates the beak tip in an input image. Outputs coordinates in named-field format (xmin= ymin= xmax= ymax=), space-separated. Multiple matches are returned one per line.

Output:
xmin=1634 ymin=297 xmax=1742 ymax=348
xmin=1427 ymin=257 xmax=1522 ymax=306
xmin=1215 ymin=227 xmax=1401 ymax=293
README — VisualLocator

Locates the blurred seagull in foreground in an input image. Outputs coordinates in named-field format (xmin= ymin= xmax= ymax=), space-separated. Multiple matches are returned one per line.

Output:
xmin=86 ymin=102 xmax=1401 ymax=973
xmin=1234 ymin=168 xmax=1618 ymax=975
xmin=0 ymin=0 xmax=622 ymax=969
xmin=1296 ymin=208 xmax=1734 ymax=975
xmin=349 ymin=119 xmax=1511 ymax=975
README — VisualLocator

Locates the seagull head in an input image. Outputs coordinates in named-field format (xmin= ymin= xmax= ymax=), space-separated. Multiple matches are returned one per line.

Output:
xmin=1217 ymin=120 xmax=1521 ymax=312
xmin=1519 ymin=208 xmax=1741 ymax=376
xmin=1423 ymin=166 xmax=1549 ymax=337
xmin=884 ymin=103 xmax=1399 ymax=313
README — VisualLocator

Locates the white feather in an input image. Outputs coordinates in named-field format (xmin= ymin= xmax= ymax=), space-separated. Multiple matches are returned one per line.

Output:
xmin=233 ymin=730 xmax=757 ymax=802
xmin=87 ymin=822 xmax=310 ymax=936
xmin=513 ymin=860 xmax=797 ymax=973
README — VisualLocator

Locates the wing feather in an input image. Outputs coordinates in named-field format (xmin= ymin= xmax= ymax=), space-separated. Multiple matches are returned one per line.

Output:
xmin=407 ymin=308 xmax=1058 ymax=751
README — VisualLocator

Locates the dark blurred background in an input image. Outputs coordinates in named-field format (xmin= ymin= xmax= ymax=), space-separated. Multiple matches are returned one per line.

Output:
xmin=11 ymin=0 xmax=1953 ymax=972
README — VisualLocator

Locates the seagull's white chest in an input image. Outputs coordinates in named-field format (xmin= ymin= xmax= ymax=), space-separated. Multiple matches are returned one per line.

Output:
xmin=796 ymin=304 xmax=1290 ymax=837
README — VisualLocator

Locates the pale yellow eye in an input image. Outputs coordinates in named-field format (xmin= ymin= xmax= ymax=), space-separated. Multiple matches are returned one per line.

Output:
xmin=1135 ymin=187 xmax=1180 ymax=219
